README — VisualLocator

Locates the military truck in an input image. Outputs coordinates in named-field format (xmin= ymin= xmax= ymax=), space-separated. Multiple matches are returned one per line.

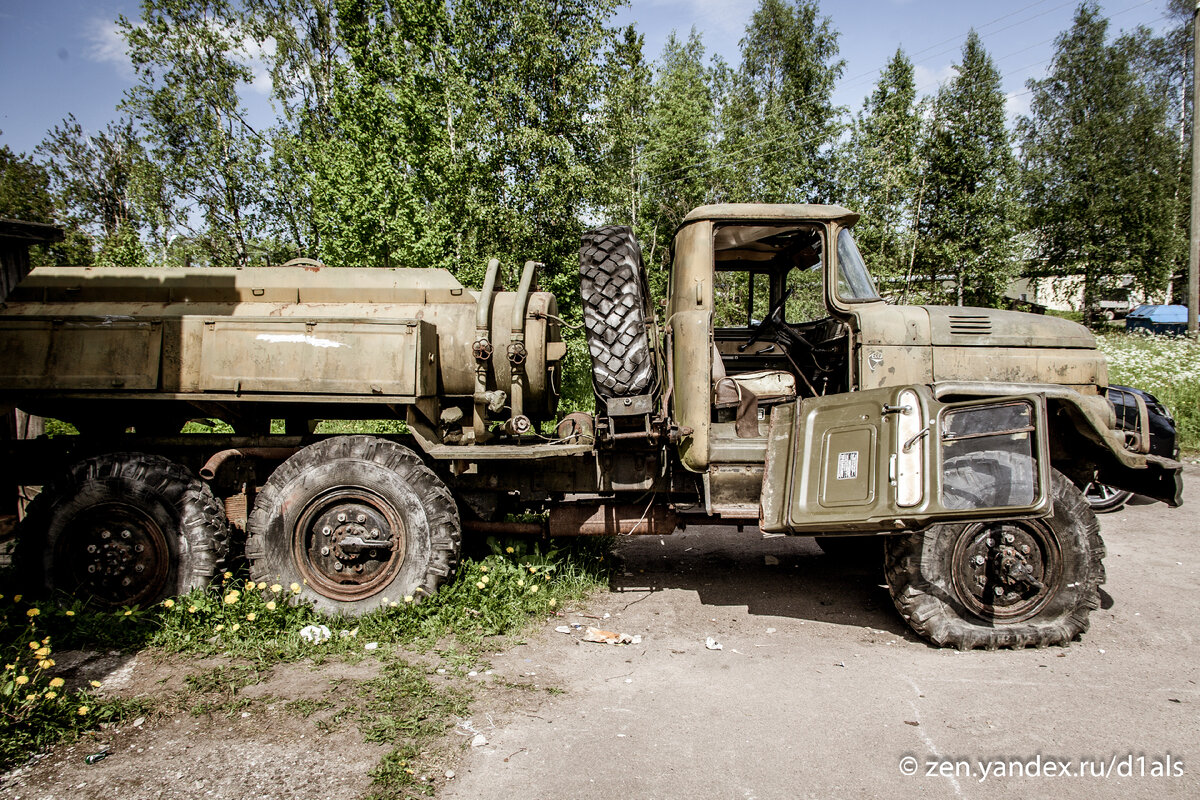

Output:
xmin=0 ymin=204 xmax=1183 ymax=650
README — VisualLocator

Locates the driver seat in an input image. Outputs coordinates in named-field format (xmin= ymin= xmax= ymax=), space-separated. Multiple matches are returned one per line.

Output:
xmin=712 ymin=344 xmax=797 ymax=438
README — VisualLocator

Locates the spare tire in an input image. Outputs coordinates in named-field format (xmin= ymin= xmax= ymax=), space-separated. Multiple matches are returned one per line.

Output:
xmin=580 ymin=225 xmax=656 ymax=398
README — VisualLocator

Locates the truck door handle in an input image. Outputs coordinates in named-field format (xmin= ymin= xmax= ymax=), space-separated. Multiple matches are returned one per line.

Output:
xmin=881 ymin=404 xmax=912 ymax=416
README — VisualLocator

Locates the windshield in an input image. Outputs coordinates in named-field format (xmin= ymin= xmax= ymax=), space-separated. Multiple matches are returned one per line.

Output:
xmin=836 ymin=229 xmax=881 ymax=302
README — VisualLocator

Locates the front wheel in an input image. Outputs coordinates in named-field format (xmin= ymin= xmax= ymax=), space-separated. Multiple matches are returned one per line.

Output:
xmin=884 ymin=470 xmax=1105 ymax=650
xmin=1083 ymin=482 xmax=1132 ymax=513
xmin=246 ymin=436 xmax=461 ymax=616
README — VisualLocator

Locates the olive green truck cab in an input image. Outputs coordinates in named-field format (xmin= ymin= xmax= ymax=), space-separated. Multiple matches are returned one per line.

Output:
xmin=0 ymin=204 xmax=1182 ymax=649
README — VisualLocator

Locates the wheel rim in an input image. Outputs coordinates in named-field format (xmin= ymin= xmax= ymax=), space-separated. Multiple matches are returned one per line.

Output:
xmin=55 ymin=503 xmax=171 ymax=607
xmin=949 ymin=520 xmax=1062 ymax=623
xmin=290 ymin=487 xmax=407 ymax=602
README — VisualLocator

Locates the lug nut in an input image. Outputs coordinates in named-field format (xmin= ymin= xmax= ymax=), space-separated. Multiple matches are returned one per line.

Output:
xmin=370 ymin=528 xmax=379 ymax=537
xmin=87 ymin=544 xmax=98 ymax=554
xmin=994 ymin=586 xmax=1004 ymax=596
xmin=88 ymin=564 xmax=97 ymax=573
xmin=354 ymin=564 xmax=364 ymax=573
xmin=985 ymin=538 xmax=994 ymax=547
xmin=973 ymin=555 xmax=985 ymax=566
xmin=101 ymin=530 xmax=111 ymax=539
xmin=135 ymin=564 xmax=144 ymax=572
xmin=336 ymin=513 xmax=347 ymax=523
xmin=355 ymin=513 xmax=366 ymax=523
xmin=1004 ymin=532 xmax=1015 ymax=543
xmin=122 ymin=577 xmax=132 ymax=587
xmin=369 ymin=549 xmax=377 ymax=558
xmin=121 ymin=529 xmax=132 ymax=539
xmin=322 ymin=526 xmax=332 ymax=536
xmin=321 ymin=546 xmax=330 ymax=556
xmin=334 ymin=562 xmax=343 ymax=572
xmin=134 ymin=544 xmax=144 ymax=553
xmin=1021 ymin=544 xmax=1031 ymax=554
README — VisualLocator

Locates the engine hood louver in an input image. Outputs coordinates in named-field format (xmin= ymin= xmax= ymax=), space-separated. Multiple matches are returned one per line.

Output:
xmin=948 ymin=314 xmax=992 ymax=336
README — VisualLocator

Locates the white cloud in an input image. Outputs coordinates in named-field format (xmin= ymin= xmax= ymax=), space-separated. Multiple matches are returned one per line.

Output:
xmin=913 ymin=62 xmax=956 ymax=95
xmin=85 ymin=18 xmax=134 ymax=79
xmin=1005 ymin=90 xmax=1032 ymax=123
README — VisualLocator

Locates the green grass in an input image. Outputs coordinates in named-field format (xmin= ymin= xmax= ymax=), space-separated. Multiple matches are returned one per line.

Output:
xmin=1098 ymin=331 xmax=1200 ymax=452
xmin=0 ymin=536 xmax=612 ymax=774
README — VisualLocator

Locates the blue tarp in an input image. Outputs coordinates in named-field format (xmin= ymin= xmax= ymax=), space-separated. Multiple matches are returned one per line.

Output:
xmin=1126 ymin=304 xmax=1188 ymax=334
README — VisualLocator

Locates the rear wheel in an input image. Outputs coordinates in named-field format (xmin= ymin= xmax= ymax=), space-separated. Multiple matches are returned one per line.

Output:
xmin=580 ymin=225 xmax=656 ymax=398
xmin=16 ymin=453 xmax=229 ymax=607
xmin=885 ymin=470 xmax=1104 ymax=650
xmin=246 ymin=436 xmax=461 ymax=616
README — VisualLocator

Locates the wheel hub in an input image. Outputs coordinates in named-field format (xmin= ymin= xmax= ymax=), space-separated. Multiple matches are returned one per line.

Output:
xmin=951 ymin=521 xmax=1062 ymax=623
xmin=292 ymin=490 xmax=406 ymax=601
xmin=58 ymin=504 xmax=170 ymax=607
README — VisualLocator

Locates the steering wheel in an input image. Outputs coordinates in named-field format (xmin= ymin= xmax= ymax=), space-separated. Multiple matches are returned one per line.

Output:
xmin=740 ymin=287 xmax=795 ymax=352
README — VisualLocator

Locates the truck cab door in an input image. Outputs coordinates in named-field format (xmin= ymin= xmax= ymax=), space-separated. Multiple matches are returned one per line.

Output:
xmin=760 ymin=385 xmax=1051 ymax=534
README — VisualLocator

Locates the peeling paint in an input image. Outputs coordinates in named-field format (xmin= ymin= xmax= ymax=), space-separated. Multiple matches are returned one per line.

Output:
xmin=255 ymin=333 xmax=348 ymax=349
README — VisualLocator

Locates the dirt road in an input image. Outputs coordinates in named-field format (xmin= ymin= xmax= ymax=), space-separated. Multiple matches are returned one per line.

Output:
xmin=445 ymin=468 xmax=1200 ymax=800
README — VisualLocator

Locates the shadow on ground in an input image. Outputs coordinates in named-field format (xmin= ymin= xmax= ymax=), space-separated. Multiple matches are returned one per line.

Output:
xmin=606 ymin=526 xmax=917 ymax=640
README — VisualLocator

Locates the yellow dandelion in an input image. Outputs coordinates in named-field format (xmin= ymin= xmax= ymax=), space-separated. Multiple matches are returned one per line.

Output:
xmin=290 ymin=583 xmax=301 ymax=594
xmin=15 ymin=675 xmax=29 ymax=685
xmin=26 ymin=607 xmax=39 ymax=617
xmin=77 ymin=706 xmax=89 ymax=716
xmin=13 ymin=594 xmax=21 ymax=603
xmin=49 ymin=677 xmax=65 ymax=688
xmin=89 ymin=681 xmax=102 ymax=688
xmin=34 ymin=646 xmax=50 ymax=658
xmin=41 ymin=637 xmax=49 ymax=644
xmin=3 ymin=664 xmax=12 ymax=670
xmin=188 ymin=606 xmax=198 ymax=613
xmin=39 ymin=659 xmax=55 ymax=669
xmin=224 ymin=592 xmax=239 ymax=605
xmin=246 ymin=612 xmax=256 ymax=621
xmin=404 ymin=595 xmax=413 ymax=603
xmin=529 ymin=585 xmax=539 ymax=594
xmin=44 ymin=691 xmax=57 ymax=699
xmin=265 ymin=601 xmax=276 ymax=611
xmin=257 ymin=581 xmax=267 ymax=590
xmin=476 ymin=581 xmax=485 ymax=589
xmin=223 ymin=571 xmax=232 ymax=579
xmin=505 ymin=546 xmax=514 ymax=554
xmin=270 ymin=583 xmax=282 ymax=593
xmin=163 ymin=599 xmax=175 ymax=608
xmin=481 ymin=566 xmax=488 ymax=572
xmin=25 ymin=693 xmax=37 ymax=702
xmin=389 ymin=601 xmax=398 ymax=607
xmin=517 ymin=580 xmax=525 ymax=587
xmin=28 ymin=641 xmax=38 ymax=649
xmin=65 ymin=610 xmax=75 ymax=617
xmin=529 ymin=566 xmax=537 ymax=573
xmin=231 ymin=623 xmax=240 ymax=632
xmin=548 ymin=598 xmax=556 ymax=607
xmin=214 ymin=624 xmax=225 ymax=632
xmin=123 ymin=610 xmax=132 ymax=616
xmin=481 ymin=575 xmax=489 ymax=584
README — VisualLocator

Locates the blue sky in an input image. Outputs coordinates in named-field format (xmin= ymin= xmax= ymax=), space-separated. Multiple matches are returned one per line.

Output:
xmin=0 ymin=0 xmax=1179 ymax=158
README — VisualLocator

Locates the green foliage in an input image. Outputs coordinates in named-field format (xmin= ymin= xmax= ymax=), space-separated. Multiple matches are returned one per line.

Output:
xmin=120 ymin=0 xmax=270 ymax=267
xmin=0 ymin=595 xmax=151 ymax=770
xmin=841 ymin=48 xmax=923 ymax=294
xmin=1018 ymin=3 xmax=1181 ymax=305
xmin=717 ymin=0 xmax=845 ymax=204
xmin=638 ymin=30 xmax=717 ymax=292
xmin=915 ymin=31 xmax=1019 ymax=307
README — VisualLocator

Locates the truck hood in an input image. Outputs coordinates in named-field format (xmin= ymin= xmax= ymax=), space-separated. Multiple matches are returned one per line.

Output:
xmin=922 ymin=305 xmax=1096 ymax=349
